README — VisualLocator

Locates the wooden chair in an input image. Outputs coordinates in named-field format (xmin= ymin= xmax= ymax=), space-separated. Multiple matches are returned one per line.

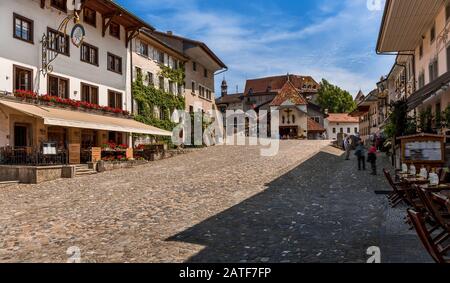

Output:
xmin=383 ymin=169 xmax=408 ymax=207
xmin=428 ymin=193 xmax=450 ymax=233
xmin=414 ymin=186 xmax=450 ymax=242
xmin=407 ymin=209 xmax=450 ymax=263
xmin=440 ymin=168 xmax=450 ymax=183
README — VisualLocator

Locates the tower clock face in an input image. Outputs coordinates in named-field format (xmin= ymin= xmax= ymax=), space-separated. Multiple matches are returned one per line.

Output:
xmin=71 ymin=24 xmax=85 ymax=47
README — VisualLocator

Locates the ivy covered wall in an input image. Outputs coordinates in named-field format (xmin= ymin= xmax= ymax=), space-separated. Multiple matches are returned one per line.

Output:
xmin=132 ymin=72 xmax=185 ymax=131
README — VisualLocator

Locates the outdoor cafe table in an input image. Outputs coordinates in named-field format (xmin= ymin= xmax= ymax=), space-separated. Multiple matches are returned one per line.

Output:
xmin=419 ymin=184 xmax=450 ymax=192
xmin=431 ymin=191 xmax=450 ymax=205
xmin=399 ymin=175 xmax=429 ymax=185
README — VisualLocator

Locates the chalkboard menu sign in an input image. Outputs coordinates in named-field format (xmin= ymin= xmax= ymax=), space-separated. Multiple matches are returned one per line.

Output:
xmin=399 ymin=134 xmax=445 ymax=165
xmin=404 ymin=141 xmax=442 ymax=161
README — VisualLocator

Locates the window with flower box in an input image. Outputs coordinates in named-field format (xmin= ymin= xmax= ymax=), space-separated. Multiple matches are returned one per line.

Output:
xmin=48 ymin=75 xmax=69 ymax=99
xmin=14 ymin=65 xmax=33 ymax=92
xmin=108 ymin=90 xmax=122 ymax=110
xmin=81 ymin=83 xmax=98 ymax=104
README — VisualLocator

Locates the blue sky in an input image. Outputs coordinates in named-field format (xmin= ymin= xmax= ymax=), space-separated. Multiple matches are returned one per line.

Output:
xmin=116 ymin=0 xmax=393 ymax=97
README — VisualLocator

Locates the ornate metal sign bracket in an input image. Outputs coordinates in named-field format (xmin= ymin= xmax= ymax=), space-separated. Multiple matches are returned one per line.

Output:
xmin=40 ymin=9 xmax=84 ymax=77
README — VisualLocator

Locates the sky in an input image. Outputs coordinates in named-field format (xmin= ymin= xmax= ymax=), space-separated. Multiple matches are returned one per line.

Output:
xmin=116 ymin=0 xmax=393 ymax=97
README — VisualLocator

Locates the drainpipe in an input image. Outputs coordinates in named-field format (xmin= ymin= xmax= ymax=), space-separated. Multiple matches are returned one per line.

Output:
xmin=214 ymin=67 xmax=228 ymax=77
xmin=130 ymin=37 xmax=134 ymax=115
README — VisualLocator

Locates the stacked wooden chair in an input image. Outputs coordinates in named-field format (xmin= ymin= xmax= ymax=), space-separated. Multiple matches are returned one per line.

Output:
xmin=383 ymin=169 xmax=408 ymax=207
xmin=383 ymin=168 xmax=450 ymax=263
xmin=408 ymin=209 xmax=450 ymax=263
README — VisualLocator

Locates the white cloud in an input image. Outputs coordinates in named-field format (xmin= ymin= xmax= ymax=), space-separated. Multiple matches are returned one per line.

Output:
xmin=123 ymin=0 xmax=394 ymax=97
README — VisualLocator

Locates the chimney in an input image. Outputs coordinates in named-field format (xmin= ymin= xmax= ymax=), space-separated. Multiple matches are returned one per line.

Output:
xmin=167 ymin=31 xmax=173 ymax=35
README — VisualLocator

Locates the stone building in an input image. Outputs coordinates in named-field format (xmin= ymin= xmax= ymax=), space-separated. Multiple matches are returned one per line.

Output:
xmin=152 ymin=31 xmax=227 ymax=114
xmin=0 ymin=0 xmax=171 ymax=167
xmin=216 ymin=74 xmax=327 ymax=139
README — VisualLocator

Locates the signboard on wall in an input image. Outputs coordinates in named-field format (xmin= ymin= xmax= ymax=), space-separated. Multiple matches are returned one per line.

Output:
xmin=126 ymin=148 xmax=133 ymax=160
xmin=91 ymin=147 xmax=102 ymax=162
xmin=399 ymin=134 xmax=445 ymax=165
xmin=404 ymin=141 xmax=443 ymax=162
xmin=43 ymin=142 xmax=57 ymax=155
xmin=69 ymin=144 xmax=81 ymax=164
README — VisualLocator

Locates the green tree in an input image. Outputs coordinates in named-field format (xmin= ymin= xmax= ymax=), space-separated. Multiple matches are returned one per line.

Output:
xmin=385 ymin=99 xmax=417 ymax=140
xmin=316 ymin=79 xmax=357 ymax=113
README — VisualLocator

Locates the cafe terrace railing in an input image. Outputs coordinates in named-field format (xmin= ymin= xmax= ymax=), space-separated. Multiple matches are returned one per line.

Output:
xmin=0 ymin=146 xmax=68 ymax=166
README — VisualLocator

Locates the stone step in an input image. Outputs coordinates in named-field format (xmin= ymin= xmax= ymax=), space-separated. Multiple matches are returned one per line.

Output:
xmin=75 ymin=171 xmax=97 ymax=176
xmin=75 ymin=165 xmax=90 ymax=169
xmin=0 ymin=180 xmax=20 ymax=185
xmin=76 ymin=168 xmax=93 ymax=173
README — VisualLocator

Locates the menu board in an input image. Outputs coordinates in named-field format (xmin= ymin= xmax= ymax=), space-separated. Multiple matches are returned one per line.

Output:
xmin=404 ymin=141 xmax=443 ymax=161
xmin=126 ymin=148 xmax=133 ymax=160
xmin=69 ymin=144 xmax=81 ymax=164
xmin=91 ymin=147 xmax=102 ymax=162
xmin=42 ymin=142 xmax=57 ymax=155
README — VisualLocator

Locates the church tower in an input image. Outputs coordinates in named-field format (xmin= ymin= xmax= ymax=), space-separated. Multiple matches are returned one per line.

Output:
xmin=221 ymin=78 xmax=228 ymax=97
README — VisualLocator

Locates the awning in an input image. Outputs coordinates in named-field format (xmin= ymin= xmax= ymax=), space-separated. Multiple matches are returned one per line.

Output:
xmin=407 ymin=71 xmax=450 ymax=111
xmin=376 ymin=0 xmax=442 ymax=53
xmin=0 ymin=100 xmax=172 ymax=136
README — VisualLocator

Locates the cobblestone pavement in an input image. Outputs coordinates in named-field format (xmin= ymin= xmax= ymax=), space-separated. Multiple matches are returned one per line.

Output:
xmin=0 ymin=141 xmax=427 ymax=263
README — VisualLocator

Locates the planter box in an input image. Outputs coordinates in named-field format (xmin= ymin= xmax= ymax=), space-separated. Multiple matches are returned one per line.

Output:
xmin=0 ymin=165 xmax=75 ymax=184
xmin=97 ymin=160 xmax=148 ymax=172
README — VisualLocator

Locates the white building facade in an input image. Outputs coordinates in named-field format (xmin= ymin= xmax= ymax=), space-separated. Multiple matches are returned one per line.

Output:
xmin=0 ymin=0 xmax=170 ymax=164
xmin=325 ymin=114 xmax=360 ymax=140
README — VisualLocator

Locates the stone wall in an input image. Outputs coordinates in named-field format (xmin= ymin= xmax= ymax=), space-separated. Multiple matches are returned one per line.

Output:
xmin=0 ymin=165 xmax=73 ymax=184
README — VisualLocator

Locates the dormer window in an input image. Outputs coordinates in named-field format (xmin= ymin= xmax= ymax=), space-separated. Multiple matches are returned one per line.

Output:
xmin=109 ymin=22 xmax=120 ymax=39
xmin=83 ymin=7 xmax=96 ymax=27
xmin=248 ymin=88 xmax=253 ymax=95
xmin=430 ymin=23 xmax=436 ymax=43
xmin=51 ymin=0 xmax=67 ymax=13
xmin=418 ymin=43 xmax=423 ymax=60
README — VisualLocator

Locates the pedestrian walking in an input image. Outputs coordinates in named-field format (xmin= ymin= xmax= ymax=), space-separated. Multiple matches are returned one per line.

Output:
xmin=354 ymin=141 xmax=366 ymax=171
xmin=344 ymin=136 xmax=352 ymax=160
xmin=368 ymin=144 xmax=377 ymax=175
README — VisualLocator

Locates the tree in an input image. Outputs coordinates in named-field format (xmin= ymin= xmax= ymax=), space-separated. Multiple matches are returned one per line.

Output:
xmin=316 ymin=79 xmax=357 ymax=113
xmin=385 ymin=99 xmax=417 ymax=140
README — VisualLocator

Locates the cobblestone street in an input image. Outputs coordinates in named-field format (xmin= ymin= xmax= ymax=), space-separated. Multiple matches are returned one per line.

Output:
xmin=0 ymin=141 xmax=427 ymax=263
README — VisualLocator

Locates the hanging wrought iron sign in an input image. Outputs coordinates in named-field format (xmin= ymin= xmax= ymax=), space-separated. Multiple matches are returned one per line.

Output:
xmin=41 ymin=7 xmax=84 ymax=77
xmin=71 ymin=24 xmax=85 ymax=48
xmin=40 ymin=33 xmax=52 ymax=77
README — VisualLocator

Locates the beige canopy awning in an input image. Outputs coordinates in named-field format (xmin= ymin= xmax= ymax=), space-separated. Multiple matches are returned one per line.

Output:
xmin=377 ymin=0 xmax=442 ymax=53
xmin=0 ymin=100 xmax=172 ymax=136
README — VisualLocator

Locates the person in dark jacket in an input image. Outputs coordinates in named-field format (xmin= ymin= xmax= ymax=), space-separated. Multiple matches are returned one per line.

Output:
xmin=367 ymin=143 xmax=377 ymax=175
xmin=354 ymin=141 xmax=366 ymax=171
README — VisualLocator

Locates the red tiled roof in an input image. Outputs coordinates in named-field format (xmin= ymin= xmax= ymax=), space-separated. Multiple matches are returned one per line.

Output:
xmin=326 ymin=114 xmax=359 ymax=123
xmin=270 ymin=81 xmax=308 ymax=106
xmin=244 ymin=74 xmax=319 ymax=95
xmin=308 ymin=118 xmax=326 ymax=132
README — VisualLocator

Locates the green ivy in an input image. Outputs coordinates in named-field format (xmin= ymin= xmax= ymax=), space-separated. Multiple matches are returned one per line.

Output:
xmin=132 ymin=72 xmax=185 ymax=132
xmin=159 ymin=63 xmax=185 ymax=85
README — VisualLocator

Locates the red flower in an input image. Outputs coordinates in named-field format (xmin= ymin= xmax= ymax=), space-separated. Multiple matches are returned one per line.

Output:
xmin=15 ymin=90 xmax=37 ymax=99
